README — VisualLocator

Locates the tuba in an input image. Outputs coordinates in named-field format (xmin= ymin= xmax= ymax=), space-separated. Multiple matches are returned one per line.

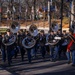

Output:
xmin=29 ymin=24 xmax=38 ymax=36
xmin=2 ymin=21 xmax=20 ymax=46
xmin=10 ymin=21 xmax=20 ymax=33
xmin=22 ymin=24 xmax=38 ymax=49
xmin=45 ymin=35 xmax=61 ymax=46
xmin=51 ymin=21 xmax=60 ymax=32
xmin=46 ymin=22 xmax=61 ymax=46
xmin=2 ymin=34 xmax=16 ymax=46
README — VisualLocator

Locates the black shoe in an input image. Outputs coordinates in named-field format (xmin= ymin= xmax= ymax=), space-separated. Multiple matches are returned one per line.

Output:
xmin=67 ymin=61 xmax=71 ymax=64
xmin=28 ymin=61 xmax=32 ymax=64
xmin=50 ymin=58 xmax=53 ymax=62
xmin=72 ymin=64 xmax=75 ymax=66
xmin=52 ymin=59 xmax=56 ymax=62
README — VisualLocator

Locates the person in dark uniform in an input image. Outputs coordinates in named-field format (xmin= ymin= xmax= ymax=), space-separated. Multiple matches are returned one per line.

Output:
xmin=53 ymin=31 xmax=60 ymax=61
xmin=0 ymin=33 xmax=2 ymax=52
xmin=39 ymin=30 xmax=46 ymax=59
xmin=48 ymin=31 xmax=55 ymax=61
xmin=1 ymin=34 xmax=6 ymax=62
xmin=18 ymin=30 xmax=26 ymax=61
xmin=45 ymin=31 xmax=51 ymax=54
xmin=3 ymin=29 xmax=16 ymax=66
xmin=57 ymin=29 xmax=63 ymax=59
xmin=25 ymin=33 xmax=33 ymax=63
xmin=31 ymin=33 xmax=40 ymax=58
xmin=61 ymin=30 xmax=68 ymax=57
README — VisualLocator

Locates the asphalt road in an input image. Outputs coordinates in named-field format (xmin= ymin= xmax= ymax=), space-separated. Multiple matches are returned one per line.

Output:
xmin=0 ymin=51 xmax=75 ymax=75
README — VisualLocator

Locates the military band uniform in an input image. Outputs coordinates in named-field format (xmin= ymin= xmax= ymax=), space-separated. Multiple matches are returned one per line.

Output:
xmin=39 ymin=30 xmax=46 ymax=59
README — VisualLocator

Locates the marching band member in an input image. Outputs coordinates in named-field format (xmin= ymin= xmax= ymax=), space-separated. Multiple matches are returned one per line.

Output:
xmin=45 ymin=31 xmax=50 ymax=54
xmin=39 ymin=30 xmax=46 ymax=59
xmin=18 ymin=30 xmax=26 ymax=61
xmin=47 ymin=31 xmax=55 ymax=61
xmin=61 ymin=30 xmax=68 ymax=57
xmin=57 ymin=29 xmax=63 ymax=59
xmin=53 ymin=31 xmax=60 ymax=61
xmin=31 ymin=33 xmax=40 ymax=58
xmin=3 ymin=29 xmax=16 ymax=66
xmin=1 ymin=34 xmax=6 ymax=62
xmin=0 ymin=33 xmax=2 ymax=53
xmin=26 ymin=33 xmax=33 ymax=63
xmin=49 ymin=31 xmax=60 ymax=61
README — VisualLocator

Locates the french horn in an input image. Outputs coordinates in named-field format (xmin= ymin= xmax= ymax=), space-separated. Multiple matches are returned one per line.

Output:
xmin=22 ymin=24 xmax=38 ymax=49
xmin=2 ymin=21 xmax=20 ymax=46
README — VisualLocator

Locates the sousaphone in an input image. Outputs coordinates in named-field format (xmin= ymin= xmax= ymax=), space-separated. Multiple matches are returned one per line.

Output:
xmin=22 ymin=24 xmax=38 ymax=49
xmin=46 ymin=21 xmax=61 ymax=46
xmin=2 ymin=21 xmax=20 ymax=46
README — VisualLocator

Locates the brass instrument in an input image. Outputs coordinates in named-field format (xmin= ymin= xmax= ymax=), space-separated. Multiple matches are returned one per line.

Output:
xmin=2 ymin=21 xmax=20 ymax=46
xmin=46 ymin=22 xmax=60 ymax=46
xmin=51 ymin=22 xmax=60 ymax=32
xmin=10 ymin=21 xmax=20 ymax=33
xmin=2 ymin=34 xmax=16 ymax=46
xmin=29 ymin=25 xmax=38 ymax=36
xmin=45 ymin=35 xmax=61 ymax=46
xmin=22 ymin=24 xmax=38 ymax=49
xmin=22 ymin=37 xmax=36 ymax=49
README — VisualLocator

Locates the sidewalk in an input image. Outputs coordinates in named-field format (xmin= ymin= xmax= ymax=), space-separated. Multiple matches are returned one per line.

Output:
xmin=0 ymin=67 xmax=12 ymax=75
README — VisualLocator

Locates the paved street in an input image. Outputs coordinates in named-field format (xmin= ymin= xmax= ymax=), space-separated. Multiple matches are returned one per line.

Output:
xmin=0 ymin=52 xmax=75 ymax=75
